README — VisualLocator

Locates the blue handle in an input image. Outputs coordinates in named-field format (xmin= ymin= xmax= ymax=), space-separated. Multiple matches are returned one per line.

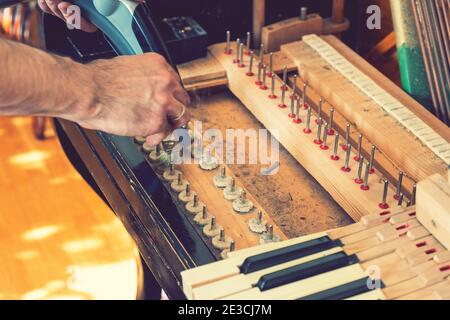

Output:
xmin=70 ymin=0 xmax=172 ymax=63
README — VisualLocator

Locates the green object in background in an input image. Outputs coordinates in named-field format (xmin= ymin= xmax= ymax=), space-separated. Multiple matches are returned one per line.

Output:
xmin=390 ymin=0 xmax=433 ymax=110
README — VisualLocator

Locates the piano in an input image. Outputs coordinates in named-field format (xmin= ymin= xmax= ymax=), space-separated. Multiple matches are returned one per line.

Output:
xmin=36 ymin=0 xmax=449 ymax=299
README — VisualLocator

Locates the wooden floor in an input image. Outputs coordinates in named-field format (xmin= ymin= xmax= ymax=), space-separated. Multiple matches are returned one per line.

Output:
xmin=0 ymin=117 xmax=140 ymax=300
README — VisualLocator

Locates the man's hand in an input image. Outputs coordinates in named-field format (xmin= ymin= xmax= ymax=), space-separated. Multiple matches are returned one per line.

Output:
xmin=77 ymin=53 xmax=190 ymax=146
xmin=38 ymin=0 xmax=144 ymax=32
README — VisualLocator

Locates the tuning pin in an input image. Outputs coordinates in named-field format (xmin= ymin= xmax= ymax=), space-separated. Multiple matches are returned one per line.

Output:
xmin=224 ymin=177 xmax=242 ymax=200
xmin=194 ymin=204 xmax=212 ymax=226
xmin=224 ymin=30 xmax=232 ymax=54
xmin=267 ymin=52 xmax=273 ymax=77
xmin=186 ymin=192 xmax=205 ymax=215
xmin=268 ymin=74 xmax=277 ymax=99
xmin=303 ymin=107 xmax=312 ymax=134
xmin=247 ymin=51 xmax=254 ymax=76
xmin=316 ymin=98 xmax=323 ymax=124
xmin=233 ymin=38 xmax=240 ymax=63
xmin=360 ymin=162 xmax=370 ymax=191
xmin=395 ymin=171 xmax=404 ymax=200
xmin=314 ymin=117 xmax=323 ymax=145
xmin=281 ymin=66 xmax=288 ymax=90
xmin=354 ymin=133 xmax=363 ymax=161
xmin=238 ymin=43 xmax=245 ymax=68
xmin=171 ymin=172 xmax=187 ymax=192
xmin=260 ymin=65 xmax=268 ymax=90
xmin=289 ymin=95 xmax=296 ymax=118
xmin=354 ymin=157 xmax=364 ymax=184
xmin=233 ymin=190 xmax=254 ymax=213
xmin=341 ymin=143 xmax=351 ymax=172
xmin=212 ymin=229 xmax=233 ymax=250
xmin=245 ymin=31 xmax=251 ymax=55
xmin=179 ymin=182 xmax=194 ymax=203
xmin=221 ymin=239 xmax=235 ymax=259
xmin=397 ymin=192 xmax=404 ymax=206
xmin=203 ymin=216 xmax=223 ymax=238
xmin=278 ymin=84 xmax=287 ymax=108
xmin=379 ymin=179 xmax=390 ymax=209
xmin=260 ymin=224 xmax=281 ymax=244
xmin=331 ymin=133 xmax=340 ymax=160
xmin=411 ymin=183 xmax=417 ymax=206
xmin=342 ymin=123 xmax=350 ymax=151
xmin=258 ymin=43 xmax=265 ymax=64
xmin=293 ymin=97 xmax=302 ymax=124
xmin=320 ymin=123 xmax=329 ymax=150
xmin=255 ymin=63 xmax=263 ymax=86
xmin=368 ymin=145 xmax=376 ymax=174
xmin=302 ymin=82 xmax=308 ymax=109
xmin=213 ymin=166 xmax=231 ymax=188
xmin=327 ymin=108 xmax=335 ymax=135
xmin=163 ymin=162 xmax=181 ymax=181
xmin=290 ymin=75 xmax=298 ymax=99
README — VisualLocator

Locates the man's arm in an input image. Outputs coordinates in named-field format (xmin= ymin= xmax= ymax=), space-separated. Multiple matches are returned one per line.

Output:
xmin=0 ymin=38 xmax=190 ymax=145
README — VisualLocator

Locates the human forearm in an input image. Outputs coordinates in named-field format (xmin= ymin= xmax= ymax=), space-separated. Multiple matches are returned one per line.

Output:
xmin=0 ymin=38 xmax=96 ymax=120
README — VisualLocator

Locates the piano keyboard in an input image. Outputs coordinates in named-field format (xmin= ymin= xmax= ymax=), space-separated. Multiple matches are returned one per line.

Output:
xmin=302 ymin=34 xmax=450 ymax=166
xmin=181 ymin=174 xmax=450 ymax=300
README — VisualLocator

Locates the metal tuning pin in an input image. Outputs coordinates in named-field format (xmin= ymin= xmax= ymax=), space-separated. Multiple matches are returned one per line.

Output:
xmin=320 ymin=122 xmax=329 ymax=150
xmin=233 ymin=38 xmax=240 ymax=63
xmin=267 ymin=52 xmax=273 ymax=77
xmin=406 ymin=199 xmax=412 ymax=207
xmin=397 ymin=192 xmax=404 ymax=207
xmin=316 ymin=98 xmax=323 ymax=124
xmin=354 ymin=156 xmax=364 ymax=184
xmin=293 ymin=96 xmax=302 ymax=124
xmin=186 ymin=192 xmax=205 ymax=215
xmin=289 ymin=94 xmax=296 ymax=118
xmin=302 ymin=82 xmax=308 ymax=109
xmin=149 ymin=143 xmax=163 ymax=162
xmin=255 ymin=63 xmax=263 ymax=86
xmin=314 ymin=117 xmax=323 ymax=145
xmin=213 ymin=166 xmax=231 ymax=188
xmin=368 ymin=145 xmax=376 ymax=174
xmin=179 ymin=182 xmax=194 ymax=203
xmin=278 ymin=84 xmax=287 ymax=108
xmin=379 ymin=179 xmax=390 ymax=209
xmin=258 ymin=43 xmax=265 ymax=65
xmin=300 ymin=6 xmax=308 ymax=20
xmin=248 ymin=210 xmax=267 ymax=234
xmin=354 ymin=133 xmax=363 ymax=161
xmin=171 ymin=172 xmax=187 ymax=192
xmin=281 ymin=66 xmax=288 ymax=90
xmin=233 ymin=190 xmax=254 ymax=213
xmin=260 ymin=224 xmax=281 ymax=244
xmin=245 ymin=31 xmax=251 ymax=55
xmin=212 ymin=229 xmax=233 ymax=250
xmin=238 ymin=43 xmax=245 ymax=68
xmin=328 ymin=108 xmax=335 ymax=135
xmin=163 ymin=162 xmax=181 ymax=181
xmin=260 ymin=65 xmax=268 ymax=90
xmin=331 ymin=132 xmax=340 ymax=160
xmin=341 ymin=143 xmax=351 ymax=172
xmin=303 ymin=107 xmax=312 ymax=134
xmin=224 ymin=177 xmax=242 ymax=200
xmin=246 ymin=51 xmax=254 ymax=76
xmin=343 ymin=123 xmax=350 ymax=151
xmin=194 ymin=204 xmax=211 ymax=226
xmin=224 ymin=30 xmax=231 ymax=54
xmin=269 ymin=74 xmax=277 ymax=99
xmin=395 ymin=171 xmax=404 ymax=200
xmin=411 ymin=183 xmax=417 ymax=206
xmin=221 ymin=239 xmax=235 ymax=259
xmin=291 ymin=75 xmax=298 ymax=99
xmin=203 ymin=215 xmax=222 ymax=238
xmin=360 ymin=162 xmax=370 ymax=191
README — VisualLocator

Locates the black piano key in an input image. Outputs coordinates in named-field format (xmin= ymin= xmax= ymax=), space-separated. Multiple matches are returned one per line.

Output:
xmin=240 ymin=236 xmax=342 ymax=274
xmin=257 ymin=251 xmax=359 ymax=291
xmin=299 ymin=277 xmax=385 ymax=300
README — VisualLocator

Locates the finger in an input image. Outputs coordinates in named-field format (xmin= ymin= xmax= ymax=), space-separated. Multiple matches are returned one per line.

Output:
xmin=38 ymin=0 xmax=52 ymax=13
xmin=58 ymin=2 xmax=98 ymax=32
xmin=166 ymin=99 xmax=191 ymax=128
xmin=146 ymin=123 xmax=172 ymax=147
xmin=45 ymin=0 xmax=65 ymax=20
